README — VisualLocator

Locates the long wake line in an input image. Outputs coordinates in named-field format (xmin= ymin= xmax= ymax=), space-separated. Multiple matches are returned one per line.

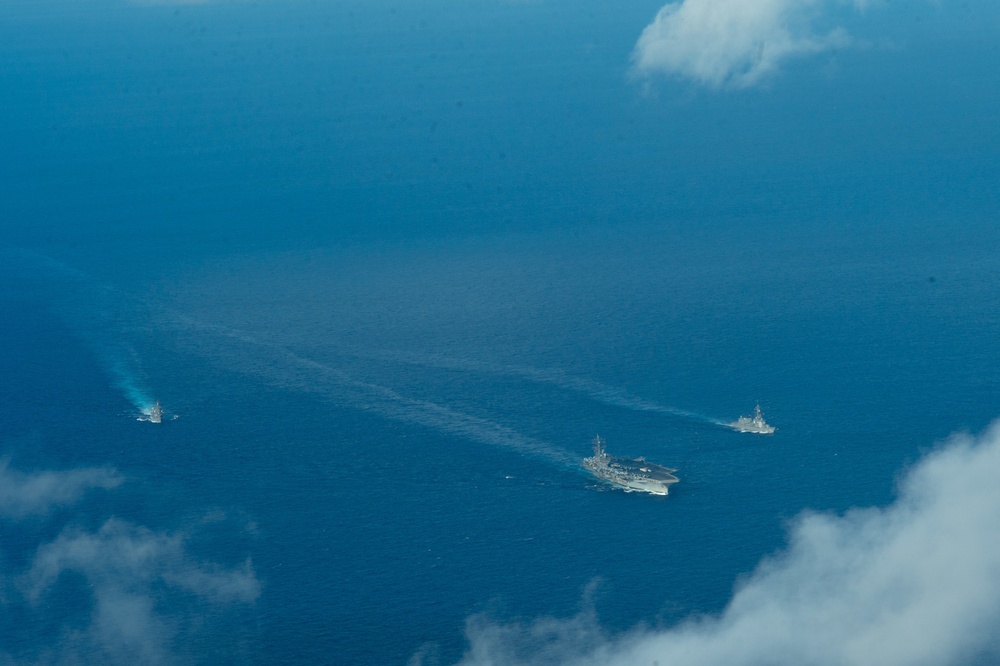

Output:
xmin=169 ymin=316 xmax=579 ymax=467
xmin=362 ymin=350 xmax=730 ymax=428
xmin=5 ymin=249 xmax=160 ymax=417
xmin=108 ymin=351 xmax=158 ymax=416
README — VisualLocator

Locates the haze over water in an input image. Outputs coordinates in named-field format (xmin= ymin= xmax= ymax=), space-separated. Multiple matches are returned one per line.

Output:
xmin=3 ymin=1 xmax=1000 ymax=664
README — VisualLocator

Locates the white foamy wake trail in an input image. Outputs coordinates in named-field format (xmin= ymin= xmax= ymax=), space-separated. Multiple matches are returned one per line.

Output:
xmin=3 ymin=250 xmax=159 ymax=416
xmin=365 ymin=350 xmax=728 ymax=427
xmin=170 ymin=317 xmax=578 ymax=467
xmin=107 ymin=349 xmax=157 ymax=416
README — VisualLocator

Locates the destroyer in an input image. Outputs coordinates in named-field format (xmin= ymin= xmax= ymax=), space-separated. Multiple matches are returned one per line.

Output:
xmin=147 ymin=401 xmax=163 ymax=424
xmin=730 ymin=404 xmax=775 ymax=434
xmin=583 ymin=436 xmax=679 ymax=496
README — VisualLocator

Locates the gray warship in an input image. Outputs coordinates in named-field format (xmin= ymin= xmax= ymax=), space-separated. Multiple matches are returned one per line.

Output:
xmin=730 ymin=404 xmax=775 ymax=434
xmin=583 ymin=436 xmax=679 ymax=496
xmin=147 ymin=401 xmax=163 ymax=424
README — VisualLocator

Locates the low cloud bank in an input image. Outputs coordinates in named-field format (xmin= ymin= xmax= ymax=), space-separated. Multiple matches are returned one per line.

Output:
xmin=0 ymin=460 xmax=122 ymax=519
xmin=0 ymin=459 xmax=259 ymax=664
xmin=451 ymin=422 xmax=1000 ymax=666
xmin=25 ymin=519 xmax=260 ymax=606
xmin=632 ymin=0 xmax=862 ymax=88
xmin=21 ymin=519 xmax=259 ymax=664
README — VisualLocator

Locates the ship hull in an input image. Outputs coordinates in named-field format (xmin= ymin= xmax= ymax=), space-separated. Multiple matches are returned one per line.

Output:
xmin=730 ymin=424 xmax=775 ymax=434
xmin=596 ymin=475 xmax=672 ymax=495
xmin=583 ymin=450 xmax=679 ymax=496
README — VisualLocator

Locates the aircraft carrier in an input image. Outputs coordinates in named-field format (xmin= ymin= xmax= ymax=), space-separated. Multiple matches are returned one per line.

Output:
xmin=729 ymin=404 xmax=774 ymax=434
xmin=583 ymin=436 xmax=679 ymax=496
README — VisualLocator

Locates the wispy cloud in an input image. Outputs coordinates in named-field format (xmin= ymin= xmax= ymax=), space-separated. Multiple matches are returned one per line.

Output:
xmin=0 ymin=460 xmax=122 ymax=520
xmin=21 ymin=519 xmax=260 ymax=664
xmin=0 ymin=458 xmax=258 ymax=663
xmin=448 ymin=421 xmax=1000 ymax=665
xmin=631 ymin=0 xmax=861 ymax=88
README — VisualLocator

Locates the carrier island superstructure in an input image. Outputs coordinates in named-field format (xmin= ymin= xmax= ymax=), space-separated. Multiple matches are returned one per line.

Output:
xmin=583 ymin=436 xmax=679 ymax=496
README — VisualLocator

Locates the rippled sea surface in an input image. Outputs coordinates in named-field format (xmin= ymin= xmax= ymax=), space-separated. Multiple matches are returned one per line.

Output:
xmin=3 ymin=1 xmax=1000 ymax=663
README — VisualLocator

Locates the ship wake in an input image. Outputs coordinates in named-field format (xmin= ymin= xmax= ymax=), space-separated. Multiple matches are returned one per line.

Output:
xmin=169 ymin=317 xmax=579 ymax=468
xmin=363 ymin=350 xmax=729 ymax=428
xmin=3 ymin=250 xmax=163 ymax=421
xmin=108 ymin=350 xmax=159 ymax=419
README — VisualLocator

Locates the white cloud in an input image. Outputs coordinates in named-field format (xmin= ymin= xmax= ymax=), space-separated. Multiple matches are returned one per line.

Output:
xmin=631 ymin=0 xmax=857 ymax=88
xmin=0 ymin=459 xmax=259 ymax=663
xmin=0 ymin=460 xmax=123 ymax=520
xmin=449 ymin=421 xmax=1000 ymax=665
xmin=20 ymin=519 xmax=260 ymax=664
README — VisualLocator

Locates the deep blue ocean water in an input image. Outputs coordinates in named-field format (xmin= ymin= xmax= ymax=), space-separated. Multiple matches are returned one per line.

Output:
xmin=2 ymin=1 xmax=1000 ymax=664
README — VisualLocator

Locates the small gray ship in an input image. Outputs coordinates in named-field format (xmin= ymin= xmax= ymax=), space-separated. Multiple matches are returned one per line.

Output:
xmin=730 ymin=404 xmax=775 ymax=434
xmin=147 ymin=401 xmax=163 ymax=424
xmin=583 ymin=436 xmax=679 ymax=496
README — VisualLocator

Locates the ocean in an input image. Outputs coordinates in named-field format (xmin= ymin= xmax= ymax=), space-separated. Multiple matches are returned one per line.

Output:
xmin=2 ymin=1 xmax=1000 ymax=664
